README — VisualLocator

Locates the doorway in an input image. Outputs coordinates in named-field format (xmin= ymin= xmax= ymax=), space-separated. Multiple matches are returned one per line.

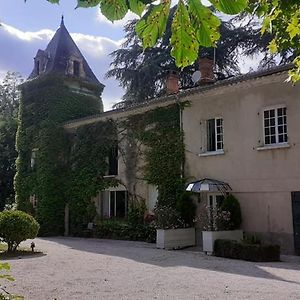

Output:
xmin=109 ymin=191 xmax=128 ymax=218
xmin=292 ymin=192 xmax=300 ymax=255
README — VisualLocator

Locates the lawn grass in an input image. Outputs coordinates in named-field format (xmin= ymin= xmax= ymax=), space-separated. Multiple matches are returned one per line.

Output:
xmin=0 ymin=243 xmax=42 ymax=259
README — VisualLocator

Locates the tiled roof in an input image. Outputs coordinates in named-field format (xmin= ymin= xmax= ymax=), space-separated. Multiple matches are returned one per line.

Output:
xmin=64 ymin=64 xmax=293 ymax=128
xmin=28 ymin=17 xmax=103 ymax=87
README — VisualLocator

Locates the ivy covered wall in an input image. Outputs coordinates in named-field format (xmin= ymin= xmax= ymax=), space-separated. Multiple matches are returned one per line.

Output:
xmin=118 ymin=104 xmax=185 ymax=208
xmin=15 ymin=73 xmax=185 ymax=236
xmin=15 ymin=75 xmax=107 ymax=235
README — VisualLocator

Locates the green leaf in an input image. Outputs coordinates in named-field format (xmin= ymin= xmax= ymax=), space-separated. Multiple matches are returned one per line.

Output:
xmin=287 ymin=15 xmax=300 ymax=39
xmin=0 ymin=274 xmax=15 ymax=281
xmin=46 ymin=0 xmax=59 ymax=3
xmin=188 ymin=0 xmax=221 ymax=47
xmin=210 ymin=0 xmax=248 ymax=15
xmin=136 ymin=1 xmax=171 ymax=49
xmin=0 ymin=262 xmax=10 ymax=271
xmin=128 ymin=0 xmax=145 ymax=16
xmin=100 ymin=0 xmax=128 ymax=21
xmin=170 ymin=0 xmax=199 ymax=69
xmin=76 ymin=0 xmax=101 ymax=8
xmin=268 ymin=39 xmax=278 ymax=53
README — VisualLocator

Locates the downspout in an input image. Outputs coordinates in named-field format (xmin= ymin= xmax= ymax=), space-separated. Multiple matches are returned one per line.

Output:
xmin=175 ymin=93 xmax=185 ymax=179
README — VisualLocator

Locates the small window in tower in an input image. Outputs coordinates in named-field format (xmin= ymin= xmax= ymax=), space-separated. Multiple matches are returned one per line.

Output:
xmin=73 ymin=61 xmax=80 ymax=77
xmin=36 ymin=60 xmax=40 ymax=75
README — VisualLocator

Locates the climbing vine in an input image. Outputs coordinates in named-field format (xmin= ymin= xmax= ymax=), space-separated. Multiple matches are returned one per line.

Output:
xmin=15 ymin=75 xmax=114 ymax=235
xmin=121 ymin=104 xmax=185 ymax=208
xmin=15 ymin=73 xmax=186 ymax=236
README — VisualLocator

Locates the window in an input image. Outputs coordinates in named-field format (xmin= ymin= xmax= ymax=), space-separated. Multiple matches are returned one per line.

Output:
xmin=36 ymin=60 xmax=40 ymax=75
xmin=207 ymin=118 xmax=223 ymax=152
xmin=29 ymin=195 xmax=38 ymax=208
xmin=73 ymin=61 xmax=80 ymax=77
xmin=207 ymin=194 xmax=225 ymax=208
xmin=31 ymin=149 xmax=38 ymax=169
xmin=108 ymin=145 xmax=118 ymax=176
xmin=263 ymin=106 xmax=287 ymax=145
xmin=109 ymin=191 xmax=128 ymax=218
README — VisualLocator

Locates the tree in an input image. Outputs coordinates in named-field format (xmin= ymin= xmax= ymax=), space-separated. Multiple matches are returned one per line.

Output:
xmin=0 ymin=72 xmax=23 ymax=210
xmin=106 ymin=12 xmax=279 ymax=105
xmin=43 ymin=0 xmax=300 ymax=81
xmin=0 ymin=210 xmax=39 ymax=253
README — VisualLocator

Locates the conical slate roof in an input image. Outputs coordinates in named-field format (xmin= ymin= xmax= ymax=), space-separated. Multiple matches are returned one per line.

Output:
xmin=28 ymin=17 xmax=103 ymax=87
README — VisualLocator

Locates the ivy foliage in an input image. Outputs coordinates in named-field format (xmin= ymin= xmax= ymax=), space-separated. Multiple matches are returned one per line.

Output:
xmin=67 ymin=120 xmax=118 ymax=235
xmin=15 ymin=76 xmax=107 ymax=236
xmin=124 ymin=104 xmax=185 ymax=208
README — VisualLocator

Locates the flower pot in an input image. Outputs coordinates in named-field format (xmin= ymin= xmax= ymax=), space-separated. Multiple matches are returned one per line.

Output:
xmin=202 ymin=230 xmax=243 ymax=255
xmin=156 ymin=228 xmax=196 ymax=249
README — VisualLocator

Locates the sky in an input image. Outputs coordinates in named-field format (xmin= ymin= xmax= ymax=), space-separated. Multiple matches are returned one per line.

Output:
xmin=0 ymin=0 xmax=139 ymax=110
xmin=0 ymin=0 xmax=257 ymax=111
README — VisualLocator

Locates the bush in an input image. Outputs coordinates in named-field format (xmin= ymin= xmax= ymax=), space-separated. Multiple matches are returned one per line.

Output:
xmin=153 ymin=206 xmax=184 ymax=229
xmin=94 ymin=219 xmax=156 ymax=243
xmin=214 ymin=239 xmax=280 ymax=262
xmin=0 ymin=210 xmax=40 ymax=252
xmin=127 ymin=203 xmax=146 ymax=227
xmin=176 ymin=192 xmax=196 ymax=227
xmin=221 ymin=194 xmax=242 ymax=230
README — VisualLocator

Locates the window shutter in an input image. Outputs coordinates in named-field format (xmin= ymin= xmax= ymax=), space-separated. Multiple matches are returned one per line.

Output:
xmin=199 ymin=120 xmax=207 ymax=153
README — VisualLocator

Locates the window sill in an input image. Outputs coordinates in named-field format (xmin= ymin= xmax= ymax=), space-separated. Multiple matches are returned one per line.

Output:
xmin=103 ymin=175 xmax=117 ymax=178
xmin=198 ymin=150 xmax=225 ymax=157
xmin=256 ymin=143 xmax=290 ymax=151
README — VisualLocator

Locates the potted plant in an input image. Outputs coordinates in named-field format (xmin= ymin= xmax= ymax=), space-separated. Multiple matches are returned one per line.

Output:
xmin=199 ymin=194 xmax=243 ymax=255
xmin=154 ymin=205 xmax=196 ymax=249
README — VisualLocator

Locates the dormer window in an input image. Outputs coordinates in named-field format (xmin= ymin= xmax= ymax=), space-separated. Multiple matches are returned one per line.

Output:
xmin=36 ymin=60 xmax=40 ymax=75
xmin=73 ymin=60 xmax=80 ymax=77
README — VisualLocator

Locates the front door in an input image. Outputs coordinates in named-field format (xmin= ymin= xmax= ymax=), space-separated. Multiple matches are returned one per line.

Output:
xmin=292 ymin=192 xmax=300 ymax=255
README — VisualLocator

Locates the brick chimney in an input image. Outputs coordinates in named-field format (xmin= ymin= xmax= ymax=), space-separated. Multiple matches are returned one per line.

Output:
xmin=166 ymin=70 xmax=179 ymax=94
xmin=199 ymin=58 xmax=215 ymax=84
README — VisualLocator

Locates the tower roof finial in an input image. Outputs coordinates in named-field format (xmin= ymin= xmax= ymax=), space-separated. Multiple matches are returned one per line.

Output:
xmin=61 ymin=14 xmax=64 ymax=27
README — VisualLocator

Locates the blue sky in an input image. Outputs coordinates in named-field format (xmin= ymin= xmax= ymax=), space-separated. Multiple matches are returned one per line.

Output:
xmin=0 ymin=0 xmax=138 ymax=110
xmin=0 ymin=0 xmax=256 ymax=110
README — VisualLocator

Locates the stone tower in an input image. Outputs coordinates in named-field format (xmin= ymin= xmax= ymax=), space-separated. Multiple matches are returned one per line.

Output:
xmin=15 ymin=18 xmax=104 ymax=235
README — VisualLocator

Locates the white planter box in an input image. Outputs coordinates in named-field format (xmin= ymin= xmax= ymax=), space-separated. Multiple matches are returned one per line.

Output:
xmin=156 ymin=228 xmax=196 ymax=249
xmin=202 ymin=230 xmax=243 ymax=254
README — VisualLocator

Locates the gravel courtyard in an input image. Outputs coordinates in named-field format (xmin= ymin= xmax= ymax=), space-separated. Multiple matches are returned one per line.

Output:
xmin=4 ymin=237 xmax=300 ymax=300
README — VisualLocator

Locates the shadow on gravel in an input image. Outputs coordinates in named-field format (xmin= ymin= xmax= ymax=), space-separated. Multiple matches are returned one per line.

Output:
xmin=41 ymin=237 xmax=300 ymax=285
xmin=1 ymin=252 xmax=46 ymax=261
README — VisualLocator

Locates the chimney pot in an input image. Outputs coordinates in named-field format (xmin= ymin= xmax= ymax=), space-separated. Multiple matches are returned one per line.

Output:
xmin=166 ymin=70 xmax=179 ymax=94
xmin=199 ymin=58 xmax=215 ymax=84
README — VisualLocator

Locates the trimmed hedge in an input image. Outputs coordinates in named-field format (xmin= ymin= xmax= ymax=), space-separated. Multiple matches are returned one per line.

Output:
xmin=214 ymin=239 xmax=280 ymax=262
xmin=94 ymin=220 xmax=156 ymax=243
xmin=0 ymin=210 xmax=40 ymax=252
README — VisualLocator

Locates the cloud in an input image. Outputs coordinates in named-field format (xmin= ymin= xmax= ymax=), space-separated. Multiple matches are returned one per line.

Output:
xmin=0 ymin=23 xmax=124 ymax=111
xmin=1 ymin=23 xmax=54 ymax=42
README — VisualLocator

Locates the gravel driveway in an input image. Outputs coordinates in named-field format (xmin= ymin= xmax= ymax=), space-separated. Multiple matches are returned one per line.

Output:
xmin=4 ymin=237 xmax=300 ymax=300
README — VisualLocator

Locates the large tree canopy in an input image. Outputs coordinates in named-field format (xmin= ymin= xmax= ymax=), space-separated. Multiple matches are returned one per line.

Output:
xmin=44 ymin=0 xmax=300 ymax=80
xmin=106 ymin=12 xmax=271 ymax=106
xmin=0 ymin=72 xmax=23 ymax=210
xmin=106 ymin=10 xmax=292 ymax=105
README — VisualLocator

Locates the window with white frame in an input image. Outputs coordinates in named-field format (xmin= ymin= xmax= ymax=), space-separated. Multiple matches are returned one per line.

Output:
xmin=263 ymin=106 xmax=287 ymax=145
xmin=207 ymin=118 xmax=223 ymax=151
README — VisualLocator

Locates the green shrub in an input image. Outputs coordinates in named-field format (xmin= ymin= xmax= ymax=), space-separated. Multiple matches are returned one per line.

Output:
xmin=127 ymin=202 xmax=146 ymax=226
xmin=176 ymin=192 xmax=196 ymax=227
xmin=153 ymin=206 xmax=184 ymax=229
xmin=94 ymin=219 xmax=156 ymax=243
xmin=0 ymin=210 xmax=39 ymax=252
xmin=221 ymin=194 xmax=242 ymax=230
xmin=214 ymin=239 xmax=280 ymax=262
